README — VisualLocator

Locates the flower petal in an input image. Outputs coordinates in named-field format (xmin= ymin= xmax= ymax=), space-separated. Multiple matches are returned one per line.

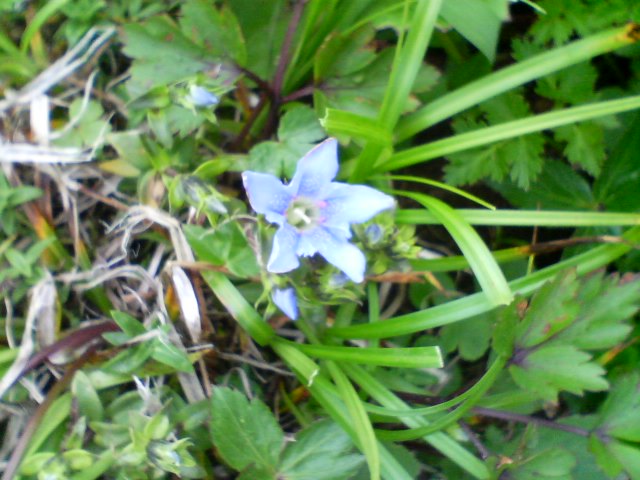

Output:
xmin=189 ymin=85 xmax=219 ymax=107
xmin=303 ymin=227 xmax=366 ymax=283
xmin=288 ymin=138 xmax=339 ymax=198
xmin=267 ymin=225 xmax=300 ymax=273
xmin=272 ymin=288 xmax=298 ymax=320
xmin=322 ymin=183 xmax=395 ymax=228
xmin=242 ymin=171 xmax=292 ymax=225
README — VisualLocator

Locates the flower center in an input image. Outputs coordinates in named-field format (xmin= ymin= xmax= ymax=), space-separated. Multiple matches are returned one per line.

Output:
xmin=286 ymin=197 xmax=321 ymax=231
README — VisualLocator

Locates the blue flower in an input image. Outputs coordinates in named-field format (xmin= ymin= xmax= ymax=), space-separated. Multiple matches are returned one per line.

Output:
xmin=188 ymin=85 xmax=219 ymax=107
xmin=242 ymin=138 xmax=395 ymax=282
xmin=272 ymin=288 xmax=298 ymax=320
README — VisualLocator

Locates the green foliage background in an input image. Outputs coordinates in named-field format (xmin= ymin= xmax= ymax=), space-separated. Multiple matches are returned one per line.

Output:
xmin=1 ymin=0 xmax=640 ymax=479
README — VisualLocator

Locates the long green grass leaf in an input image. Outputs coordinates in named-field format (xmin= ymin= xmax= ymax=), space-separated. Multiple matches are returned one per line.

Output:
xmin=329 ymin=226 xmax=640 ymax=339
xmin=397 ymin=191 xmax=513 ymax=306
xmin=326 ymin=361 xmax=380 ymax=480
xmin=397 ymin=209 xmax=640 ymax=227
xmin=201 ymin=271 xmax=274 ymax=346
xmin=344 ymin=364 xmax=490 ymax=479
xmin=395 ymin=24 xmax=640 ymax=141
xmin=286 ymin=340 xmax=443 ymax=368
xmin=384 ymin=95 xmax=640 ymax=172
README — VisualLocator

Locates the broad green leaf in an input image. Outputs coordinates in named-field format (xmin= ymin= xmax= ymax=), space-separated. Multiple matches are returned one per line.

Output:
xmin=5 ymin=248 xmax=32 ymax=276
xmin=100 ymin=340 xmax=155 ymax=375
xmin=210 ymin=387 xmax=283 ymax=473
xmin=110 ymin=310 xmax=146 ymax=337
xmin=180 ymin=0 xmax=246 ymax=65
xmin=6 ymin=185 xmax=42 ymax=206
xmin=510 ymin=344 xmax=608 ymax=401
xmin=183 ymin=224 xmax=226 ymax=266
xmin=228 ymin=0 xmax=289 ymax=79
xmin=315 ymin=26 xmax=439 ymax=118
xmin=278 ymin=420 xmax=363 ymax=480
xmin=151 ymin=338 xmax=194 ymax=373
xmin=122 ymin=18 xmax=210 ymax=89
xmin=440 ymin=0 xmax=507 ymax=62
xmin=248 ymin=106 xmax=325 ymax=178
xmin=71 ymin=371 xmax=104 ymax=422
xmin=238 ymin=464 xmax=275 ymax=480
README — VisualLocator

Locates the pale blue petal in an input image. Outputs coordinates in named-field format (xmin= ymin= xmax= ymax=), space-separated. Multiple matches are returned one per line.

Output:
xmin=189 ymin=85 xmax=219 ymax=107
xmin=322 ymin=183 xmax=395 ymax=228
xmin=242 ymin=171 xmax=291 ymax=225
xmin=303 ymin=227 xmax=366 ymax=283
xmin=267 ymin=225 xmax=300 ymax=273
xmin=296 ymin=232 xmax=319 ymax=257
xmin=288 ymin=138 xmax=339 ymax=198
xmin=273 ymin=288 xmax=298 ymax=320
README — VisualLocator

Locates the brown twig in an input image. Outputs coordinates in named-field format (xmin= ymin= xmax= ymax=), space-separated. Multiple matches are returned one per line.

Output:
xmin=263 ymin=0 xmax=308 ymax=138
xmin=472 ymin=407 xmax=591 ymax=437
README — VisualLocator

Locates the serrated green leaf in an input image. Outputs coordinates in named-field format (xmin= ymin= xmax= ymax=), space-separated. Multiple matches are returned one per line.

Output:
xmin=514 ymin=270 xmax=580 ymax=349
xmin=510 ymin=344 xmax=608 ymax=401
xmin=506 ymin=448 xmax=576 ymax=479
xmin=445 ymin=92 xmax=545 ymax=189
xmin=55 ymin=99 xmax=111 ymax=148
xmin=607 ymin=440 xmax=640 ymax=479
xmin=491 ymin=160 xmax=596 ymax=210
xmin=555 ymin=272 xmax=639 ymax=350
xmin=589 ymin=434 xmax=624 ymax=478
xmin=440 ymin=313 xmax=492 ymax=361
xmin=278 ymin=420 xmax=363 ymax=480
xmin=536 ymin=62 xmax=598 ymax=105
xmin=593 ymin=111 xmax=640 ymax=211
xmin=492 ymin=300 xmax=520 ymax=357
xmin=555 ymin=122 xmax=605 ymax=176
xmin=597 ymin=373 xmax=640 ymax=443
xmin=210 ymin=387 xmax=283 ymax=473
